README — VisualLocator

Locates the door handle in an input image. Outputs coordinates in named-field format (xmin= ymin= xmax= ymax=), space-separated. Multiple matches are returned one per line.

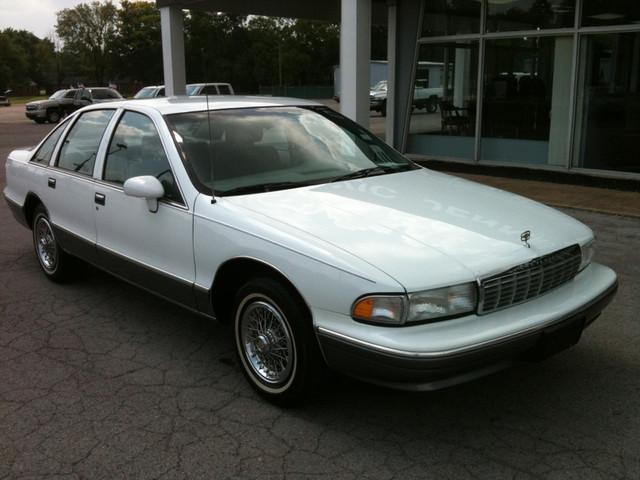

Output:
xmin=94 ymin=192 xmax=106 ymax=206
xmin=48 ymin=177 xmax=56 ymax=189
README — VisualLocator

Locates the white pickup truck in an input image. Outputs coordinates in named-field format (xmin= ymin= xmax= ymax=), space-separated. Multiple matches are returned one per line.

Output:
xmin=370 ymin=81 xmax=443 ymax=116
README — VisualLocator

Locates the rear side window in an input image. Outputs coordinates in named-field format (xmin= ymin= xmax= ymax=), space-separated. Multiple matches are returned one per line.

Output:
xmin=31 ymin=123 xmax=66 ymax=165
xmin=218 ymin=85 xmax=231 ymax=95
xmin=201 ymin=85 xmax=218 ymax=95
xmin=64 ymin=90 xmax=76 ymax=99
xmin=104 ymin=111 xmax=182 ymax=203
xmin=92 ymin=89 xmax=108 ymax=100
xmin=57 ymin=110 xmax=114 ymax=175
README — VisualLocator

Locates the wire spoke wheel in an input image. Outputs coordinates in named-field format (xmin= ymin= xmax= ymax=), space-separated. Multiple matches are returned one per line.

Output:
xmin=35 ymin=217 xmax=57 ymax=272
xmin=240 ymin=299 xmax=294 ymax=385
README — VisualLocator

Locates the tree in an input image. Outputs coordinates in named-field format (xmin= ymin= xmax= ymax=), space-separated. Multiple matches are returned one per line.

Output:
xmin=56 ymin=1 xmax=118 ymax=85
xmin=0 ymin=28 xmax=55 ymax=91
xmin=115 ymin=1 xmax=163 ymax=84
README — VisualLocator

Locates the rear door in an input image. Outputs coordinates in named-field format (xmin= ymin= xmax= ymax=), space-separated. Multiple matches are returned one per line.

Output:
xmin=47 ymin=109 xmax=116 ymax=261
xmin=93 ymin=109 xmax=196 ymax=307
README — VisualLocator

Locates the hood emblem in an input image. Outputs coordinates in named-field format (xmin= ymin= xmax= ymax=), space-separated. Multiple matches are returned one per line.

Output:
xmin=520 ymin=230 xmax=531 ymax=248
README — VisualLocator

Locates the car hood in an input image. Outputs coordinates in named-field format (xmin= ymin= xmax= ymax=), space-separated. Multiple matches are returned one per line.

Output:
xmin=226 ymin=169 xmax=592 ymax=291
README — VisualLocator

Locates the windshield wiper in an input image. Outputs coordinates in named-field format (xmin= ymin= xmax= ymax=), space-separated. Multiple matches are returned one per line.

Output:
xmin=330 ymin=164 xmax=411 ymax=183
xmin=219 ymin=181 xmax=312 ymax=196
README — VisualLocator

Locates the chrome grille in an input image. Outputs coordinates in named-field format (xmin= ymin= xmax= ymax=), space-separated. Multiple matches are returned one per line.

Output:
xmin=478 ymin=245 xmax=581 ymax=315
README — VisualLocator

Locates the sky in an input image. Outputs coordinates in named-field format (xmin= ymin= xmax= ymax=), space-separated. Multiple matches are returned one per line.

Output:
xmin=0 ymin=0 xmax=136 ymax=39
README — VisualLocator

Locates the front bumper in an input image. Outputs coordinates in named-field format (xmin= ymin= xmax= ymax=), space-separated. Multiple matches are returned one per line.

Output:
xmin=314 ymin=263 xmax=618 ymax=390
xmin=25 ymin=110 xmax=46 ymax=120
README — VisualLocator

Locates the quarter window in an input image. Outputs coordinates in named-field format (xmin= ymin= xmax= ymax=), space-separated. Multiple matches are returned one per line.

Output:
xmin=31 ymin=123 xmax=66 ymax=165
xmin=57 ymin=110 xmax=114 ymax=175
xmin=104 ymin=111 xmax=181 ymax=203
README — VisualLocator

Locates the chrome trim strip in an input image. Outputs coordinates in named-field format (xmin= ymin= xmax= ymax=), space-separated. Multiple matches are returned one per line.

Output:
xmin=50 ymin=221 xmax=95 ymax=245
xmin=97 ymin=242 xmax=193 ymax=285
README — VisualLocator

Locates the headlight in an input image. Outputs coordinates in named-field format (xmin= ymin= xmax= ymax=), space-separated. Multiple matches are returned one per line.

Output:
xmin=580 ymin=240 xmax=595 ymax=271
xmin=407 ymin=283 xmax=477 ymax=323
xmin=352 ymin=295 xmax=405 ymax=325
xmin=352 ymin=283 xmax=477 ymax=326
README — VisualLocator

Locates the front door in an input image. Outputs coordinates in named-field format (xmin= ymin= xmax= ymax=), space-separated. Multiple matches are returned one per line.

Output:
xmin=94 ymin=110 xmax=196 ymax=307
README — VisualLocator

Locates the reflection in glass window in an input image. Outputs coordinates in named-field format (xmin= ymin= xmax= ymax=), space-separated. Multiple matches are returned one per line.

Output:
xmin=486 ymin=0 xmax=576 ymax=32
xmin=407 ymin=42 xmax=479 ymax=160
xmin=104 ymin=111 xmax=182 ymax=202
xmin=582 ymin=0 xmax=640 ymax=26
xmin=481 ymin=36 xmax=573 ymax=166
xmin=57 ymin=110 xmax=114 ymax=175
xmin=422 ymin=0 xmax=480 ymax=37
xmin=573 ymin=33 xmax=640 ymax=174
xmin=32 ymin=123 xmax=66 ymax=165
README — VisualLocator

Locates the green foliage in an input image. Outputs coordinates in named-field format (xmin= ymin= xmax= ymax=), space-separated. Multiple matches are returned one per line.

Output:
xmin=56 ymin=1 xmax=118 ymax=85
xmin=2 ymin=1 xmax=389 ymax=94
xmin=115 ymin=1 xmax=163 ymax=84
xmin=0 ymin=29 xmax=55 ymax=91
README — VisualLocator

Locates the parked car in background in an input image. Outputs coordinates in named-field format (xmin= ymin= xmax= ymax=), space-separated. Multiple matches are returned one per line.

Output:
xmin=0 ymin=89 xmax=11 ymax=107
xmin=3 ymin=96 xmax=617 ymax=406
xmin=369 ymin=80 xmax=444 ymax=116
xmin=369 ymin=80 xmax=388 ymax=115
xmin=71 ymin=87 xmax=123 ymax=111
xmin=25 ymin=87 xmax=123 ymax=124
xmin=186 ymin=83 xmax=234 ymax=96
xmin=133 ymin=85 xmax=165 ymax=99
xmin=25 ymin=89 xmax=78 ymax=124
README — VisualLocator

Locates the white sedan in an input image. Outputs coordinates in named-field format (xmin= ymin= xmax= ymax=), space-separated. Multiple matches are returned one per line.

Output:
xmin=3 ymin=97 xmax=618 ymax=405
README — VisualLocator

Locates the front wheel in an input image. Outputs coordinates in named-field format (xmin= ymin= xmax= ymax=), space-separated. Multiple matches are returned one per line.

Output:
xmin=233 ymin=277 xmax=323 ymax=406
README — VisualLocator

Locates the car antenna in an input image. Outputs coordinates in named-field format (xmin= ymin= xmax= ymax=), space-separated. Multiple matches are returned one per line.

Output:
xmin=205 ymin=89 xmax=217 ymax=204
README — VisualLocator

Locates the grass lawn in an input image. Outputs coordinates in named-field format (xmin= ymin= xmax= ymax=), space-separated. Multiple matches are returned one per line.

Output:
xmin=8 ymin=96 xmax=48 ymax=105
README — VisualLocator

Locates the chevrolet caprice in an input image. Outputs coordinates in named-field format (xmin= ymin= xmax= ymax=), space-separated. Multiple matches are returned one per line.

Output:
xmin=3 ymin=97 xmax=618 ymax=405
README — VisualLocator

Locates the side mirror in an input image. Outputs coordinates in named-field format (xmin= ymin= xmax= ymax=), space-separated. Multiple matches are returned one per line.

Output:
xmin=123 ymin=175 xmax=164 ymax=213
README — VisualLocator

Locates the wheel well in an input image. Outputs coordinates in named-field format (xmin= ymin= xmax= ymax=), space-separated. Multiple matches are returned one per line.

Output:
xmin=23 ymin=193 xmax=44 ymax=229
xmin=211 ymin=258 xmax=311 ymax=324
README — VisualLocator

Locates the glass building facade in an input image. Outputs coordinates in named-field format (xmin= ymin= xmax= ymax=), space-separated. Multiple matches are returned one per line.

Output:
xmin=406 ymin=0 xmax=640 ymax=177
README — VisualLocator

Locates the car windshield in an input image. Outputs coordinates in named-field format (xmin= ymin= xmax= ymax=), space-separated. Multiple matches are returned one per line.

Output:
xmin=186 ymin=85 xmax=200 ymax=96
xmin=134 ymin=87 xmax=157 ymax=99
xmin=372 ymin=81 xmax=387 ymax=92
xmin=49 ymin=90 xmax=67 ymax=100
xmin=166 ymin=106 xmax=417 ymax=196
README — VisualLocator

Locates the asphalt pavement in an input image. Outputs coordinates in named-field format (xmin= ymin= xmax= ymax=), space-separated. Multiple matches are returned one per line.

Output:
xmin=1 ymin=105 xmax=639 ymax=479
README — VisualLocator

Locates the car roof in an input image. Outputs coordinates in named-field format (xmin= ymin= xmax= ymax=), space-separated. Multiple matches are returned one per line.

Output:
xmin=81 ymin=95 xmax=322 ymax=115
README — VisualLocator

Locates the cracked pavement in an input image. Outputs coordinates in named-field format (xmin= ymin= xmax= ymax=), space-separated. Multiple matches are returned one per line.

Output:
xmin=1 ymin=113 xmax=639 ymax=479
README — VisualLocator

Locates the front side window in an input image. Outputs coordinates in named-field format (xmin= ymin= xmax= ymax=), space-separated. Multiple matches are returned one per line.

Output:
xmin=57 ymin=110 xmax=114 ymax=175
xmin=104 ymin=111 xmax=182 ymax=203
xmin=32 ymin=122 xmax=67 ymax=165
xmin=64 ymin=90 xmax=76 ymax=99
xmin=166 ymin=106 xmax=416 ymax=196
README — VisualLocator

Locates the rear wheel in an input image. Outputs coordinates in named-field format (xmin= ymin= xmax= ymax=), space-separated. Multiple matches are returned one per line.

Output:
xmin=47 ymin=109 xmax=60 ymax=123
xmin=34 ymin=118 xmax=45 ymax=124
xmin=233 ymin=277 xmax=323 ymax=406
xmin=32 ymin=205 xmax=81 ymax=282
xmin=380 ymin=100 xmax=387 ymax=117
xmin=426 ymin=97 xmax=438 ymax=113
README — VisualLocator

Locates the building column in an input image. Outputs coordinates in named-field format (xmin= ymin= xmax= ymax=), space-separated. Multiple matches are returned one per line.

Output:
xmin=390 ymin=0 xmax=422 ymax=150
xmin=160 ymin=6 xmax=186 ymax=96
xmin=385 ymin=1 xmax=397 ymax=144
xmin=340 ymin=0 xmax=371 ymax=128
